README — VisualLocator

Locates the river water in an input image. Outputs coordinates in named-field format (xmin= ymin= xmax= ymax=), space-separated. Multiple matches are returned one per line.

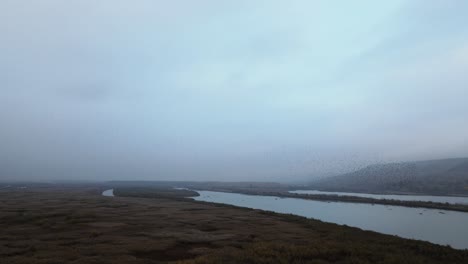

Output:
xmin=193 ymin=191 xmax=468 ymax=249
xmin=102 ymin=189 xmax=114 ymax=197
xmin=290 ymin=190 xmax=468 ymax=204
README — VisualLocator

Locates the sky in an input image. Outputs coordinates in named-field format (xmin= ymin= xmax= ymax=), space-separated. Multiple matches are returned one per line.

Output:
xmin=1 ymin=0 xmax=468 ymax=182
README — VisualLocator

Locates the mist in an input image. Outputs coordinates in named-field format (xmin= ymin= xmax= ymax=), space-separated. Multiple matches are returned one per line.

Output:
xmin=1 ymin=0 xmax=468 ymax=182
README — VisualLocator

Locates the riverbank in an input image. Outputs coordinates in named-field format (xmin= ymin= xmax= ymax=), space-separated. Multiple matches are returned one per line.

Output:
xmin=193 ymin=190 xmax=468 ymax=249
xmin=201 ymin=188 xmax=468 ymax=212
xmin=2 ymin=186 xmax=468 ymax=263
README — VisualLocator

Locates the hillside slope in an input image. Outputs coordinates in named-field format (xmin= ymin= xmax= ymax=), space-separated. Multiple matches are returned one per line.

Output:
xmin=309 ymin=158 xmax=468 ymax=195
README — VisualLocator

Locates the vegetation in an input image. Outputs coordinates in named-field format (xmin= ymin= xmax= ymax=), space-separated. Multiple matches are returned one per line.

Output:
xmin=1 ymin=185 xmax=467 ymax=263
xmin=114 ymin=187 xmax=199 ymax=199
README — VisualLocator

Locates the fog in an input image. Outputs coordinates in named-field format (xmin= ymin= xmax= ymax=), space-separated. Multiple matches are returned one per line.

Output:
xmin=1 ymin=1 xmax=468 ymax=181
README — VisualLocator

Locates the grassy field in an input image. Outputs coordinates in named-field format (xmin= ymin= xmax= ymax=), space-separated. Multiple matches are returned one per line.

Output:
xmin=1 ymin=185 xmax=468 ymax=264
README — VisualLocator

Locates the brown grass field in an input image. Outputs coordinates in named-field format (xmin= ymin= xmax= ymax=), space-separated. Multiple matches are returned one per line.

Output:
xmin=1 ymin=185 xmax=467 ymax=264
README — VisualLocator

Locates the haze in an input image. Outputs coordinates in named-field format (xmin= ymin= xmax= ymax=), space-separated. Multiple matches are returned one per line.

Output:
xmin=1 ymin=0 xmax=468 ymax=181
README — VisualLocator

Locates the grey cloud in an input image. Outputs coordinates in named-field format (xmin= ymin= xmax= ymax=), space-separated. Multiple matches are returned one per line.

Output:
xmin=1 ymin=0 xmax=467 ymax=182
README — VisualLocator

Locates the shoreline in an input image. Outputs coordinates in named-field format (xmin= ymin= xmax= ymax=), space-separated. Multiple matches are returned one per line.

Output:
xmin=200 ymin=188 xmax=468 ymax=213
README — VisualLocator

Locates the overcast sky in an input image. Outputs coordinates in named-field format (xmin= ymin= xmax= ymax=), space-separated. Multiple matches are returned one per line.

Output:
xmin=1 ymin=0 xmax=468 ymax=182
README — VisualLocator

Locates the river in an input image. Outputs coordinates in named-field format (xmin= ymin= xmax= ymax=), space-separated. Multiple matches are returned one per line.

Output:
xmin=193 ymin=190 xmax=468 ymax=249
xmin=102 ymin=189 xmax=114 ymax=197
xmin=290 ymin=190 xmax=468 ymax=204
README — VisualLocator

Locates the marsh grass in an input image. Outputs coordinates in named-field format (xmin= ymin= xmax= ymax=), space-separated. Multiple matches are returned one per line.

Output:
xmin=0 ymin=187 xmax=467 ymax=264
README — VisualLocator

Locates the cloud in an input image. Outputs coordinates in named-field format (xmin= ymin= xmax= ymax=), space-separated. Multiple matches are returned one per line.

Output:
xmin=1 ymin=0 xmax=467 ymax=181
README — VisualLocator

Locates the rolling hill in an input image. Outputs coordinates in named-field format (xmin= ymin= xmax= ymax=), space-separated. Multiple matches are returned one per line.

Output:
xmin=309 ymin=158 xmax=468 ymax=195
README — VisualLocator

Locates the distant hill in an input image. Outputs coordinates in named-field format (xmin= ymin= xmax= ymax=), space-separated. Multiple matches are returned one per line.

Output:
xmin=309 ymin=158 xmax=468 ymax=195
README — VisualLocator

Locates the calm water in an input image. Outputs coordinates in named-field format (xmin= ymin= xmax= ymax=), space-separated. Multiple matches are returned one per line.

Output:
xmin=290 ymin=190 xmax=468 ymax=204
xmin=193 ymin=191 xmax=468 ymax=249
xmin=102 ymin=189 xmax=114 ymax=197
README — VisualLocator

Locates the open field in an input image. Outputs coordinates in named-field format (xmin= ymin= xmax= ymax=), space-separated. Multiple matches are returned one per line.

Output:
xmin=1 ymin=185 xmax=468 ymax=264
